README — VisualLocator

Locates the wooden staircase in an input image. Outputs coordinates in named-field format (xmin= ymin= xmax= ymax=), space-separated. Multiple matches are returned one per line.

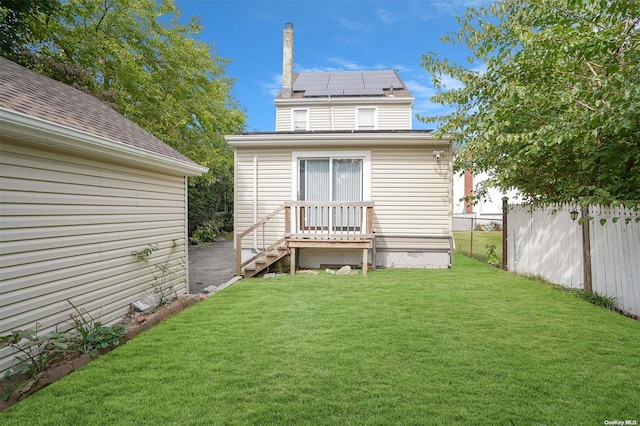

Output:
xmin=240 ymin=243 xmax=289 ymax=278
xmin=236 ymin=202 xmax=375 ymax=278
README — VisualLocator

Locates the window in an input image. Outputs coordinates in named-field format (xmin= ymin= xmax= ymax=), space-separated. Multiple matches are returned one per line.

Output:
xmin=292 ymin=109 xmax=308 ymax=131
xmin=357 ymin=107 xmax=376 ymax=130
xmin=299 ymin=158 xmax=363 ymax=202
xmin=292 ymin=151 xmax=371 ymax=231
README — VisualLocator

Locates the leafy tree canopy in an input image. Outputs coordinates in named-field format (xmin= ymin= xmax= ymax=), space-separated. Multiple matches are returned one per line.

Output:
xmin=1 ymin=0 xmax=245 ymax=186
xmin=420 ymin=0 xmax=640 ymax=207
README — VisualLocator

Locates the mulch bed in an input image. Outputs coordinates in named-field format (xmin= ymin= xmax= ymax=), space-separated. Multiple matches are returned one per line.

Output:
xmin=0 ymin=295 xmax=204 ymax=412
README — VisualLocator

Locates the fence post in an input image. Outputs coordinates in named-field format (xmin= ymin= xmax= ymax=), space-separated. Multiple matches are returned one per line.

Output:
xmin=502 ymin=197 xmax=509 ymax=270
xmin=581 ymin=203 xmax=593 ymax=293
xmin=470 ymin=217 xmax=474 ymax=258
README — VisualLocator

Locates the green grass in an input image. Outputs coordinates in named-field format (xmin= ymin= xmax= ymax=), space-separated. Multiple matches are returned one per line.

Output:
xmin=2 ymin=255 xmax=639 ymax=425
xmin=454 ymin=230 xmax=503 ymax=264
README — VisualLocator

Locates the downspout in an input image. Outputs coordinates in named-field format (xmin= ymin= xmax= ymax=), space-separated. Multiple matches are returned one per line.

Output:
xmin=183 ymin=176 xmax=190 ymax=292
xmin=329 ymin=95 xmax=334 ymax=131
xmin=253 ymin=156 xmax=258 ymax=252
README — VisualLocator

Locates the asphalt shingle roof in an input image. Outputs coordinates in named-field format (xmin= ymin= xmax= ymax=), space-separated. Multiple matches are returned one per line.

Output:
xmin=0 ymin=56 xmax=197 ymax=165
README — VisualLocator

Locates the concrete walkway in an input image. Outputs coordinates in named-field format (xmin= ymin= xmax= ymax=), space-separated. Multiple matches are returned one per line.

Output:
xmin=188 ymin=239 xmax=236 ymax=295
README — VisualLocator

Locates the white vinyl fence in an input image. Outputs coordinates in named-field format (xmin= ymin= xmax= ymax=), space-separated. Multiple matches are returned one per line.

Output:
xmin=507 ymin=203 xmax=640 ymax=317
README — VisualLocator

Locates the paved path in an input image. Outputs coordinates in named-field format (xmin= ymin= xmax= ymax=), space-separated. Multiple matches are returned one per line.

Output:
xmin=188 ymin=239 xmax=236 ymax=294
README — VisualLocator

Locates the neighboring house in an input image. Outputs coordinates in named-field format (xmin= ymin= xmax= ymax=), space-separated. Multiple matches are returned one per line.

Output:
xmin=452 ymin=169 xmax=521 ymax=230
xmin=0 ymin=57 xmax=207 ymax=373
xmin=227 ymin=24 xmax=453 ymax=277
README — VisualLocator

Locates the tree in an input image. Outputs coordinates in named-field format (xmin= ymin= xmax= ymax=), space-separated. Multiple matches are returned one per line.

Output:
xmin=0 ymin=0 xmax=59 ymax=63
xmin=420 ymin=0 xmax=640 ymax=207
xmin=2 ymin=0 xmax=245 ymax=231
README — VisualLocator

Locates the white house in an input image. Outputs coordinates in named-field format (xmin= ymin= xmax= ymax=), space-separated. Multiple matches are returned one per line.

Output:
xmin=452 ymin=169 xmax=522 ymax=230
xmin=0 ymin=57 xmax=207 ymax=374
xmin=227 ymin=24 xmax=453 ymax=277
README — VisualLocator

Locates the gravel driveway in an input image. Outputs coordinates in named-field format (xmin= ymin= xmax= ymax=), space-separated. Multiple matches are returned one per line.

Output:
xmin=188 ymin=239 xmax=236 ymax=294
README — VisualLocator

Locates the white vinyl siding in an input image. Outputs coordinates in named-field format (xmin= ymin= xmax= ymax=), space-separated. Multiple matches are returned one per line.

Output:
xmin=0 ymin=139 xmax=190 ymax=374
xmin=233 ymin=143 xmax=451 ymax=253
xmin=234 ymin=149 xmax=292 ymax=249
xmin=371 ymin=146 xmax=451 ymax=236
xmin=276 ymin=108 xmax=291 ymax=131
xmin=276 ymin=101 xmax=412 ymax=131
xmin=376 ymin=104 xmax=412 ymax=130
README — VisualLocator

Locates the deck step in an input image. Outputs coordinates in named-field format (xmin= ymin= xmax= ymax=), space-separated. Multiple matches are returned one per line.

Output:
xmin=242 ymin=248 xmax=290 ymax=278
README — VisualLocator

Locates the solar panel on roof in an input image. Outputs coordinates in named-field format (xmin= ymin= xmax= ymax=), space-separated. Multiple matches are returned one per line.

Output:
xmin=304 ymin=89 xmax=344 ymax=96
xmin=296 ymin=70 xmax=404 ymax=96
xmin=343 ymin=88 xmax=384 ymax=96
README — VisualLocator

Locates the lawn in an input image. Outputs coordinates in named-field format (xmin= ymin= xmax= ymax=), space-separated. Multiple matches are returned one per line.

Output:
xmin=454 ymin=230 xmax=503 ymax=264
xmin=2 ymin=255 xmax=639 ymax=425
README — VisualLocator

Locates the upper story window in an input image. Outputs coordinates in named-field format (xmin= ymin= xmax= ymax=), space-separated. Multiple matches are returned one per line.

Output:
xmin=292 ymin=109 xmax=308 ymax=131
xmin=357 ymin=107 xmax=376 ymax=130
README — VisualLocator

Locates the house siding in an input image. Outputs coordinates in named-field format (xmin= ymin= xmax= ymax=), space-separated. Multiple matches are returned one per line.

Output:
xmin=276 ymin=102 xmax=412 ymax=131
xmin=235 ymin=148 xmax=292 ymax=253
xmin=0 ymin=139 xmax=190 ymax=374
xmin=234 ymin=142 xmax=452 ymax=267
xmin=275 ymin=108 xmax=292 ymax=132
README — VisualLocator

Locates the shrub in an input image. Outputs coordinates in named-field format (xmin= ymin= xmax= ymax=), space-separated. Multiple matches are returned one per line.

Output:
xmin=485 ymin=244 xmax=499 ymax=266
xmin=189 ymin=220 xmax=220 ymax=244
xmin=66 ymin=301 xmax=127 ymax=357
xmin=132 ymin=240 xmax=185 ymax=305
xmin=0 ymin=324 xmax=73 ymax=399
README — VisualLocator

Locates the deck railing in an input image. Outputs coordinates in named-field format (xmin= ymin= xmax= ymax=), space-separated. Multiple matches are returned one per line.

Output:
xmin=285 ymin=201 xmax=374 ymax=238
xmin=236 ymin=201 xmax=375 ymax=276
xmin=235 ymin=205 xmax=287 ymax=276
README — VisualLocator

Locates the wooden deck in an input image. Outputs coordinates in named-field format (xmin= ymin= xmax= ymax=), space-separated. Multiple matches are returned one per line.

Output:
xmin=236 ymin=201 xmax=375 ymax=277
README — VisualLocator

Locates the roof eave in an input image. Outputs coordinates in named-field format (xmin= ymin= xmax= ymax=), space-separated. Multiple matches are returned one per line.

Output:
xmin=226 ymin=131 xmax=453 ymax=148
xmin=274 ymin=96 xmax=415 ymax=105
xmin=0 ymin=107 xmax=208 ymax=177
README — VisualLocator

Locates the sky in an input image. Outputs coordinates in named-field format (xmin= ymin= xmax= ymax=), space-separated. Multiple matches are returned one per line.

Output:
xmin=174 ymin=0 xmax=489 ymax=132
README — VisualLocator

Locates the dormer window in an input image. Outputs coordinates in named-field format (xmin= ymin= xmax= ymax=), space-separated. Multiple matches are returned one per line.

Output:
xmin=357 ymin=107 xmax=376 ymax=130
xmin=293 ymin=109 xmax=308 ymax=131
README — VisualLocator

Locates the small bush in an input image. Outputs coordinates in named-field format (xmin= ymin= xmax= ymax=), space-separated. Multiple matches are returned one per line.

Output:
xmin=132 ymin=240 xmax=185 ymax=305
xmin=189 ymin=220 xmax=220 ymax=244
xmin=485 ymin=244 xmax=499 ymax=266
xmin=0 ymin=324 xmax=73 ymax=399
xmin=66 ymin=300 xmax=127 ymax=357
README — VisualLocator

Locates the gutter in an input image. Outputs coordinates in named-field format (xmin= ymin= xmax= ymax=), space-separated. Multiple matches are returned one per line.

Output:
xmin=0 ymin=107 xmax=209 ymax=177
xmin=226 ymin=131 xmax=454 ymax=148
xmin=274 ymin=96 xmax=415 ymax=106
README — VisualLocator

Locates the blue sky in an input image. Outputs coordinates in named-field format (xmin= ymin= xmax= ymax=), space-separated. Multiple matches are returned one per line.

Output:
xmin=175 ymin=0 xmax=488 ymax=131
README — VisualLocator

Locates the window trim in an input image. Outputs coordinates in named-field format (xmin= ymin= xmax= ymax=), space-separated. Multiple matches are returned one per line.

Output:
xmin=356 ymin=107 xmax=377 ymax=130
xmin=291 ymin=108 xmax=309 ymax=131
xmin=291 ymin=150 xmax=372 ymax=201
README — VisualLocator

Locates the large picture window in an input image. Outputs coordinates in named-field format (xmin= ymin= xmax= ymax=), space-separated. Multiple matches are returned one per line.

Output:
xmin=292 ymin=151 xmax=371 ymax=231
xmin=299 ymin=158 xmax=362 ymax=202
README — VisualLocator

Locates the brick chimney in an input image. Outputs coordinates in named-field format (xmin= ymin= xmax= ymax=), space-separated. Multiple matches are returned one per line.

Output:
xmin=282 ymin=23 xmax=294 ymax=98
xmin=464 ymin=169 xmax=474 ymax=213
